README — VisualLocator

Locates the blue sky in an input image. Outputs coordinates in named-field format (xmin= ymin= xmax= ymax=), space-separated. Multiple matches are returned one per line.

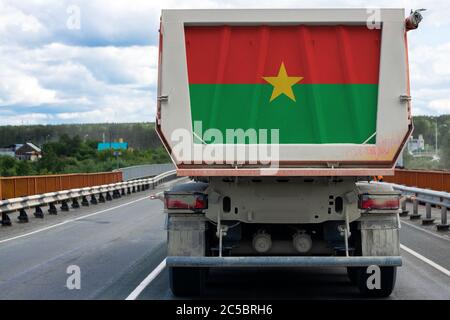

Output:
xmin=0 ymin=0 xmax=449 ymax=125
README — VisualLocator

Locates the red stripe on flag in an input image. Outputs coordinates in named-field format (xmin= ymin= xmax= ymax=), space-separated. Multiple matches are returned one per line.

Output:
xmin=185 ymin=26 xmax=381 ymax=84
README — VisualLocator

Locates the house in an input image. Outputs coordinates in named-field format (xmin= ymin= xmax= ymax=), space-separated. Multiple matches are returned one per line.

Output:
xmin=15 ymin=142 xmax=42 ymax=161
xmin=407 ymin=134 xmax=425 ymax=153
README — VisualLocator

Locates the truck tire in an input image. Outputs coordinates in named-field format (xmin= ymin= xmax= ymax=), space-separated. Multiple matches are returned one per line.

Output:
xmin=356 ymin=266 xmax=397 ymax=298
xmin=169 ymin=267 xmax=207 ymax=297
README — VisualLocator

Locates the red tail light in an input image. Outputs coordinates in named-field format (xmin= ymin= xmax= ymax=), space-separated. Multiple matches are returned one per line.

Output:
xmin=359 ymin=194 xmax=400 ymax=210
xmin=165 ymin=193 xmax=208 ymax=211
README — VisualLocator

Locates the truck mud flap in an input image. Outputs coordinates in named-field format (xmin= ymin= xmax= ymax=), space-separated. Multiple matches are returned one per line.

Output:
xmin=166 ymin=256 xmax=402 ymax=268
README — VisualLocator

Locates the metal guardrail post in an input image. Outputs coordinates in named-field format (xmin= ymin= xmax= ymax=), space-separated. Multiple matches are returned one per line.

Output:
xmin=410 ymin=196 xmax=421 ymax=220
xmin=400 ymin=199 xmax=409 ymax=217
xmin=48 ymin=203 xmax=57 ymax=215
xmin=90 ymin=195 xmax=98 ymax=205
xmin=34 ymin=206 xmax=44 ymax=218
xmin=81 ymin=196 xmax=89 ymax=207
xmin=1 ymin=212 xmax=11 ymax=226
xmin=18 ymin=209 xmax=28 ymax=223
xmin=71 ymin=198 xmax=80 ymax=209
xmin=422 ymin=202 xmax=435 ymax=225
xmin=61 ymin=200 xmax=69 ymax=212
xmin=437 ymin=200 xmax=449 ymax=231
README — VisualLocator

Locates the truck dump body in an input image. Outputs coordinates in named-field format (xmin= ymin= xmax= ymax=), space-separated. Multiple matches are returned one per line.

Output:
xmin=157 ymin=9 xmax=412 ymax=176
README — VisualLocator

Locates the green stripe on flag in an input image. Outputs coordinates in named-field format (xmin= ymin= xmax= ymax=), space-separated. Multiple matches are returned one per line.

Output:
xmin=189 ymin=84 xmax=378 ymax=144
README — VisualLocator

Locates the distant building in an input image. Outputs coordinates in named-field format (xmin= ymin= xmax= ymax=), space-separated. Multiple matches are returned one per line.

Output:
xmin=15 ymin=142 xmax=42 ymax=161
xmin=97 ymin=142 xmax=128 ymax=151
xmin=407 ymin=134 xmax=425 ymax=153
xmin=0 ymin=144 xmax=23 ymax=158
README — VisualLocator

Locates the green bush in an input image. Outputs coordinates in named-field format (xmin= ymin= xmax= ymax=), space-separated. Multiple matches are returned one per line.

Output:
xmin=0 ymin=134 xmax=170 ymax=176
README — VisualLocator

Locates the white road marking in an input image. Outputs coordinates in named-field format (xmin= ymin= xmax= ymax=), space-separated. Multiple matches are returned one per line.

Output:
xmin=400 ymin=244 xmax=450 ymax=277
xmin=401 ymin=219 xmax=450 ymax=242
xmin=126 ymin=259 xmax=167 ymax=300
xmin=0 ymin=196 xmax=149 ymax=244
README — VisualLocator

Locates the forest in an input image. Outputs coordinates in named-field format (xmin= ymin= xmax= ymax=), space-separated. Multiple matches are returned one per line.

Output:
xmin=0 ymin=133 xmax=170 ymax=176
xmin=0 ymin=122 xmax=161 ymax=150
xmin=0 ymin=116 xmax=449 ymax=177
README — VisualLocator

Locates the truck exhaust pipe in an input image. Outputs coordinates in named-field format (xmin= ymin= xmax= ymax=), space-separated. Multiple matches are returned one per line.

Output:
xmin=405 ymin=9 xmax=426 ymax=31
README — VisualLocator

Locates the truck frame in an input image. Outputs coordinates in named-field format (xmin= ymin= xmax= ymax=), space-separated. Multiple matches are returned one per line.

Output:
xmin=155 ymin=8 xmax=423 ymax=297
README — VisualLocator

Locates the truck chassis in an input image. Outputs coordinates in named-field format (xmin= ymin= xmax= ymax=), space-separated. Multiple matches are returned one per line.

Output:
xmin=164 ymin=177 xmax=401 ymax=297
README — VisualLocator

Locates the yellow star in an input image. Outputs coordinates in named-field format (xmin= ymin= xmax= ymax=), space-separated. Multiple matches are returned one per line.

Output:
xmin=262 ymin=62 xmax=303 ymax=102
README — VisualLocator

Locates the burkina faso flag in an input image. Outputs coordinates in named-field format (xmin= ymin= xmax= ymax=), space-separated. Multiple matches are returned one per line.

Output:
xmin=184 ymin=25 xmax=381 ymax=144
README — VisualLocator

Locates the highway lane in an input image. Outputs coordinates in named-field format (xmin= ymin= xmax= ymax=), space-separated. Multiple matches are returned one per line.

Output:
xmin=0 ymin=182 xmax=173 ymax=300
xmin=138 ymin=252 xmax=450 ymax=300
xmin=137 ymin=212 xmax=450 ymax=299
xmin=137 ymin=228 xmax=450 ymax=300
xmin=0 ymin=183 xmax=448 ymax=299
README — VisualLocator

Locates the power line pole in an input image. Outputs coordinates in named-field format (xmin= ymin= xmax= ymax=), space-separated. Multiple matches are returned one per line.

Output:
xmin=435 ymin=119 xmax=438 ymax=156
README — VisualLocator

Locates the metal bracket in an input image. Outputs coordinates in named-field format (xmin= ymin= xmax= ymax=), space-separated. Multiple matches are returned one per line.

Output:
xmin=327 ymin=162 xmax=340 ymax=169
xmin=406 ymin=9 xmax=426 ymax=31
xmin=157 ymin=95 xmax=169 ymax=102
xmin=400 ymin=95 xmax=412 ymax=103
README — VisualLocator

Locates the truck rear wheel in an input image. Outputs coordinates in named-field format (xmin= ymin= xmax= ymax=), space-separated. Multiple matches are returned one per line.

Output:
xmin=169 ymin=267 xmax=207 ymax=297
xmin=356 ymin=266 xmax=397 ymax=298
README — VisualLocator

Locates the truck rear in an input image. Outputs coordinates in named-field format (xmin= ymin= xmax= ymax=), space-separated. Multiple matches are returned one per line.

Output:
xmin=156 ymin=8 xmax=422 ymax=297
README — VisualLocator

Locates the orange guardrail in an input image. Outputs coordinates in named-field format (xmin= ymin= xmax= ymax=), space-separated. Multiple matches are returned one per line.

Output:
xmin=383 ymin=169 xmax=450 ymax=193
xmin=0 ymin=172 xmax=123 ymax=200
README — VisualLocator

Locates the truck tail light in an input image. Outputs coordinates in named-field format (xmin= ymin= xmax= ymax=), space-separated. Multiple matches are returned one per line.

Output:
xmin=164 ymin=193 xmax=208 ymax=211
xmin=359 ymin=194 xmax=400 ymax=210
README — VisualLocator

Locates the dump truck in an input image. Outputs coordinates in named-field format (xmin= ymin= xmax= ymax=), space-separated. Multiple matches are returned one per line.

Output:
xmin=155 ymin=8 xmax=423 ymax=297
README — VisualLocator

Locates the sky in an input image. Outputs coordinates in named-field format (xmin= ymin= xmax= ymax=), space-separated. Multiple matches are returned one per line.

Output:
xmin=0 ymin=0 xmax=449 ymax=125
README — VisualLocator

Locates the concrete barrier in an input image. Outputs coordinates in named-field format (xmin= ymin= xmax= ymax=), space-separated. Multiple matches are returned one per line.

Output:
xmin=116 ymin=163 xmax=175 ymax=181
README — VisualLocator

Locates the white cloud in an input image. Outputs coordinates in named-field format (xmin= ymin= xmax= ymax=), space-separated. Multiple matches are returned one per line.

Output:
xmin=0 ymin=42 xmax=157 ymax=123
xmin=0 ymin=64 xmax=58 ymax=106
xmin=409 ymin=41 xmax=450 ymax=115
xmin=0 ymin=1 xmax=45 ymax=33
xmin=0 ymin=1 xmax=49 ymax=46
xmin=429 ymin=99 xmax=450 ymax=113
xmin=0 ymin=0 xmax=449 ymax=125
xmin=0 ymin=113 xmax=53 ymax=126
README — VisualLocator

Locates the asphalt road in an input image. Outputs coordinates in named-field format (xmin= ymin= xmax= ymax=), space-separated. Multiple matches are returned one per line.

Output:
xmin=0 ymin=183 xmax=448 ymax=300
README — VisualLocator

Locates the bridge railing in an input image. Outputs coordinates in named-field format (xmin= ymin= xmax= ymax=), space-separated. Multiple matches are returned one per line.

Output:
xmin=0 ymin=172 xmax=123 ymax=200
xmin=383 ymin=169 xmax=450 ymax=193
xmin=376 ymin=181 xmax=450 ymax=231
xmin=0 ymin=170 xmax=177 ymax=226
